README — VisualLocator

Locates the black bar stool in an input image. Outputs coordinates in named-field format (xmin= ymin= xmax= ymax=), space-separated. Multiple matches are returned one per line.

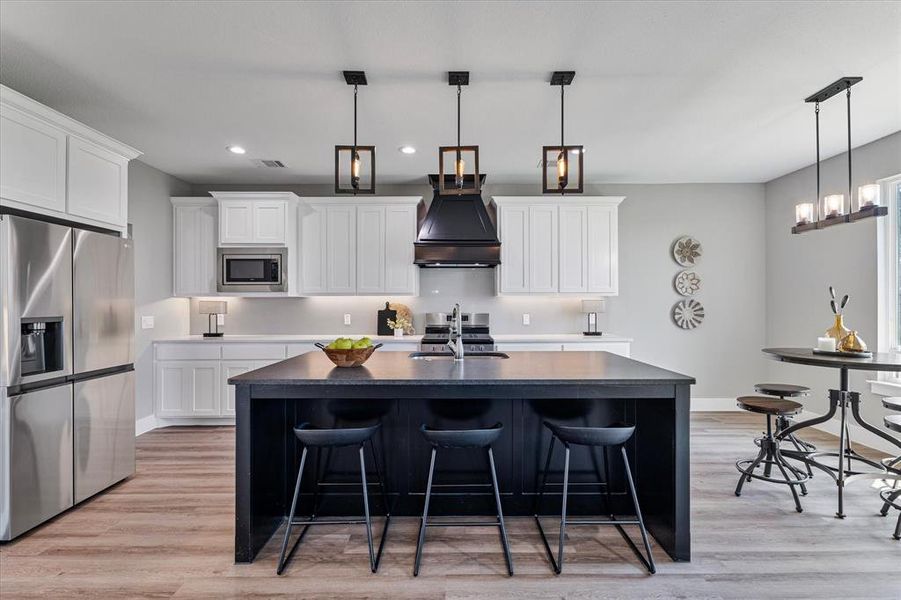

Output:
xmin=754 ymin=383 xmax=816 ymax=477
xmin=276 ymin=422 xmax=390 ymax=575
xmin=413 ymin=422 xmax=513 ymax=577
xmin=735 ymin=396 xmax=809 ymax=513
xmin=534 ymin=421 xmax=655 ymax=575
xmin=879 ymin=408 xmax=901 ymax=540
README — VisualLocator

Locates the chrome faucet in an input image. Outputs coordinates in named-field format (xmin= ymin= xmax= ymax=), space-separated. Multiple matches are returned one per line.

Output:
xmin=446 ymin=303 xmax=464 ymax=360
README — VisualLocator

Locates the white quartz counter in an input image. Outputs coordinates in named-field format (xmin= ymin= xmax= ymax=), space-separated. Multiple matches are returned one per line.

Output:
xmin=154 ymin=333 xmax=632 ymax=344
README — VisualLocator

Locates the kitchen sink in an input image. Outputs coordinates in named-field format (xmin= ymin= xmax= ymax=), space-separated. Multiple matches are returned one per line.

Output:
xmin=408 ymin=351 xmax=510 ymax=360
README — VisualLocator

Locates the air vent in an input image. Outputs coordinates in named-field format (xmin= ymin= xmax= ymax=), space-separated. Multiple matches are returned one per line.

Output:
xmin=250 ymin=159 xmax=287 ymax=168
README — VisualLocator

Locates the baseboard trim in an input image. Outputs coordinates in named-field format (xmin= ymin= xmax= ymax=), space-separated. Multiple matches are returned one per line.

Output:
xmin=691 ymin=397 xmax=740 ymax=412
xmin=155 ymin=417 xmax=236 ymax=428
xmin=135 ymin=414 xmax=158 ymax=437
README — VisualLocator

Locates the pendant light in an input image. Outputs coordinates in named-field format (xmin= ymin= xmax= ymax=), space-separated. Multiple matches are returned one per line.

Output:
xmin=335 ymin=71 xmax=375 ymax=194
xmin=438 ymin=71 xmax=480 ymax=195
xmin=791 ymin=76 xmax=886 ymax=234
xmin=543 ymin=71 xmax=583 ymax=194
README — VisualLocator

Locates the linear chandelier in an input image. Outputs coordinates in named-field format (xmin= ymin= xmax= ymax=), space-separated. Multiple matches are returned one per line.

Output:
xmin=791 ymin=76 xmax=886 ymax=234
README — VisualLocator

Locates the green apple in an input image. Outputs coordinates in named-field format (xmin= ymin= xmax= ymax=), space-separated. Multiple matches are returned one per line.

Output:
xmin=352 ymin=337 xmax=372 ymax=349
xmin=334 ymin=338 xmax=353 ymax=350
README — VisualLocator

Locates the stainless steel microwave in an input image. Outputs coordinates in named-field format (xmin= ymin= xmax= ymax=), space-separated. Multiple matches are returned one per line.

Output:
xmin=217 ymin=248 xmax=287 ymax=293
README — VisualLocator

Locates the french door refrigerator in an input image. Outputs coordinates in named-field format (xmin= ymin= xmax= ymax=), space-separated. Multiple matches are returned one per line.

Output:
xmin=0 ymin=214 xmax=135 ymax=541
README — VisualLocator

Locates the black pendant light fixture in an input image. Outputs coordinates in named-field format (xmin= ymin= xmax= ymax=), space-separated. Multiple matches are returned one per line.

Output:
xmin=335 ymin=70 xmax=375 ymax=194
xmin=438 ymin=71 xmax=480 ymax=195
xmin=791 ymin=76 xmax=886 ymax=234
xmin=543 ymin=71 xmax=583 ymax=194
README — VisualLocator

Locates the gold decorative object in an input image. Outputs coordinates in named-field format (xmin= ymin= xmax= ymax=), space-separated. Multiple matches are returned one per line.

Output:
xmin=825 ymin=314 xmax=851 ymax=343
xmin=839 ymin=330 xmax=867 ymax=353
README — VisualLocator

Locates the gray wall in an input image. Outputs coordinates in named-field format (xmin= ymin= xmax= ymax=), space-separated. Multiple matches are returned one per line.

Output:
xmin=189 ymin=182 xmax=768 ymax=399
xmin=765 ymin=131 xmax=901 ymax=427
xmin=130 ymin=160 xmax=192 ymax=420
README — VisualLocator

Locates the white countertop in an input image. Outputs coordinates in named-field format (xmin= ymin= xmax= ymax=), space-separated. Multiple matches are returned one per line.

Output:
xmin=154 ymin=333 xmax=632 ymax=344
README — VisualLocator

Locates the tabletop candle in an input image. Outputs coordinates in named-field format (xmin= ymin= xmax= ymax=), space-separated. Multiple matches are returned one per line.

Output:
xmin=817 ymin=337 xmax=836 ymax=352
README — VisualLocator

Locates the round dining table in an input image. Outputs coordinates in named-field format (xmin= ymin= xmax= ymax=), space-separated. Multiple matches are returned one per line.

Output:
xmin=762 ymin=347 xmax=901 ymax=518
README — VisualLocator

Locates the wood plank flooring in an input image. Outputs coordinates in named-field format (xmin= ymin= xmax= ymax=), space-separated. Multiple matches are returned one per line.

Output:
xmin=1 ymin=413 xmax=899 ymax=599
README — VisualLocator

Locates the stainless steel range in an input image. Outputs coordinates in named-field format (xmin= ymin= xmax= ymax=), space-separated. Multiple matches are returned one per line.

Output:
xmin=420 ymin=311 xmax=495 ymax=354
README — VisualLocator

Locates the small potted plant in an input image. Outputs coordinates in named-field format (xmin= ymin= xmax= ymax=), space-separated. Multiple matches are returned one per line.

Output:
xmin=387 ymin=315 xmax=411 ymax=338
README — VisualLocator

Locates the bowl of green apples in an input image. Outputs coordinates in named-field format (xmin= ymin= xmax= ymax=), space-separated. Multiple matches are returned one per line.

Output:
xmin=316 ymin=337 xmax=382 ymax=367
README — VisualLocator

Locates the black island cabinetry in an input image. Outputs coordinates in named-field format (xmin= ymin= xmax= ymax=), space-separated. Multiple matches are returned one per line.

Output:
xmin=232 ymin=351 xmax=694 ymax=564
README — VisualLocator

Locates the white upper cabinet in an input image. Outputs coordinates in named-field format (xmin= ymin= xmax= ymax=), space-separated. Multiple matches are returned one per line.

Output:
xmin=0 ymin=85 xmax=140 ymax=235
xmin=495 ymin=196 xmax=623 ymax=296
xmin=211 ymin=192 xmax=297 ymax=246
xmin=558 ymin=205 xmax=588 ymax=293
xmin=300 ymin=197 xmax=420 ymax=296
xmin=498 ymin=204 xmax=530 ymax=293
xmin=172 ymin=198 xmax=218 ymax=297
xmin=384 ymin=204 xmax=418 ymax=294
xmin=0 ymin=104 xmax=67 ymax=213
xmin=356 ymin=205 xmax=385 ymax=294
xmin=300 ymin=203 xmax=327 ymax=294
xmin=67 ymin=136 xmax=129 ymax=227
xmin=326 ymin=204 xmax=356 ymax=293
xmin=528 ymin=205 xmax=558 ymax=293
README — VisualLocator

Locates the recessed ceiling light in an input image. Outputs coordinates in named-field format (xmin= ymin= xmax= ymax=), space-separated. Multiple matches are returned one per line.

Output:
xmin=399 ymin=145 xmax=416 ymax=155
xmin=227 ymin=145 xmax=246 ymax=155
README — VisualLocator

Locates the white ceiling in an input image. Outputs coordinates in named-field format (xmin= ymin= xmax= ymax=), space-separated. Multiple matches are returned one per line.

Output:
xmin=1 ymin=1 xmax=898 ymax=185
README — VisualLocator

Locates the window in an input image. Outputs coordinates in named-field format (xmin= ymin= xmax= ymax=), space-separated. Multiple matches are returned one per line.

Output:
xmin=873 ymin=173 xmax=901 ymax=392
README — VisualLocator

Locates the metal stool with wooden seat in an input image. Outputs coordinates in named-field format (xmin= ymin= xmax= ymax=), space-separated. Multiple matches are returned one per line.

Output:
xmin=754 ymin=384 xmax=817 ymax=476
xmin=276 ymin=423 xmax=390 ymax=575
xmin=879 ymin=410 xmax=901 ymax=540
xmin=413 ymin=422 xmax=513 ymax=577
xmin=534 ymin=421 xmax=656 ymax=575
xmin=735 ymin=396 xmax=810 ymax=513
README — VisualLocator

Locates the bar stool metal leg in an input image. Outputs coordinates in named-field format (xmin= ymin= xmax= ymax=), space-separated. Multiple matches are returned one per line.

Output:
xmin=358 ymin=445 xmax=376 ymax=573
xmin=621 ymin=447 xmax=656 ymax=574
xmin=487 ymin=447 xmax=514 ymax=576
xmin=603 ymin=446 xmax=614 ymax=517
xmin=368 ymin=440 xmax=391 ymax=566
xmin=277 ymin=446 xmax=308 ymax=575
xmin=555 ymin=445 xmax=571 ymax=574
xmin=413 ymin=447 xmax=437 ymax=577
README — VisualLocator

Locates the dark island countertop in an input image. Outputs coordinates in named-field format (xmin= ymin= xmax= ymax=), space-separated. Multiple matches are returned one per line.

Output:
xmin=229 ymin=350 xmax=696 ymax=386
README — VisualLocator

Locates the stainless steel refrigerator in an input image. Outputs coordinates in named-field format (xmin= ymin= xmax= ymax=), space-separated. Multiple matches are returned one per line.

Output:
xmin=0 ymin=214 xmax=135 ymax=541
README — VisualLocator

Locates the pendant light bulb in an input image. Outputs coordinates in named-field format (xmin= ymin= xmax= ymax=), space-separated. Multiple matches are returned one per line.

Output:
xmin=455 ymin=154 xmax=466 ymax=188
xmin=351 ymin=150 xmax=361 ymax=189
xmin=557 ymin=150 xmax=568 ymax=188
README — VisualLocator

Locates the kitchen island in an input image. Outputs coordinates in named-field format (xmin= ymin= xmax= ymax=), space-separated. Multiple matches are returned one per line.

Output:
xmin=231 ymin=351 xmax=694 ymax=564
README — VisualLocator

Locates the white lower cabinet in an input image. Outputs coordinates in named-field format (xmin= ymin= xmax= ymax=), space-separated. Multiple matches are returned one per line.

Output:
xmin=155 ymin=361 xmax=221 ymax=418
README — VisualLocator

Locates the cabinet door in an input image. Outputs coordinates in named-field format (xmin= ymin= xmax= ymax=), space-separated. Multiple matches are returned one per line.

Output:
xmin=221 ymin=361 xmax=254 ymax=417
xmin=356 ymin=205 xmax=385 ymax=294
xmin=67 ymin=136 xmax=128 ymax=227
xmin=286 ymin=343 xmax=317 ymax=358
xmin=219 ymin=200 xmax=253 ymax=244
xmin=252 ymin=201 xmax=287 ymax=244
xmin=326 ymin=205 xmax=356 ymax=293
xmin=173 ymin=204 xmax=217 ymax=296
xmin=187 ymin=362 xmax=220 ymax=416
xmin=498 ymin=205 xmax=529 ymax=293
xmin=558 ymin=206 xmax=588 ymax=293
xmin=384 ymin=204 xmax=418 ymax=294
xmin=155 ymin=361 xmax=189 ymax=417
xmin=300 ymin=204 xmax=327 ymax=294
xmin=155 ymin=361 xmax=220 ymax=418
xmin=528 ymin=205 xmax=558 ymax=293
xmin=587 ymin=205 xmax=618 ymax=294
xmin=0 ymin=105 xmax=67 ymax=213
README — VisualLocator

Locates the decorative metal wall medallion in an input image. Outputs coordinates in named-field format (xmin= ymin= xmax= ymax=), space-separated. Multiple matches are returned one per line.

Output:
xmin=673 ymin=236 xmax=702 ymax=267
xmin=672 ymin=299 xmax=705 ymax=329
xmin=674 ymin=270 xmax=701 ymax=296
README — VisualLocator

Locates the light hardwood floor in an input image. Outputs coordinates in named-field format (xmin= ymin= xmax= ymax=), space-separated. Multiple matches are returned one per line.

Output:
xmin=1 ymin=413 xmax=899 ymax=599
